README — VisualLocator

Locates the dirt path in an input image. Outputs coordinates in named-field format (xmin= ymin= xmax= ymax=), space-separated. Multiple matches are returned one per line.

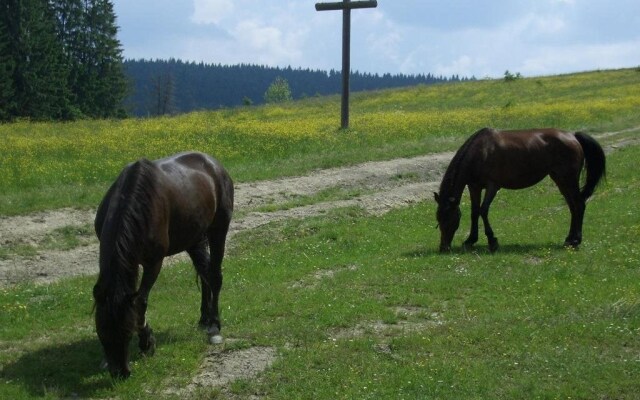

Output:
xmin=1 ymin=126 xmax=637 ymax=288
xmin=0 ymin=151 xmax=453 ymax=287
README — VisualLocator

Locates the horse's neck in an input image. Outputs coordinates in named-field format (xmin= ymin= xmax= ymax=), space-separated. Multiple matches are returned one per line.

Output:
xmin=98 ymin=218 xmax=140 ymax=295
xmin=441 ymin=164 xmax=467 ymax=203
xmin=440 ymin=128 xmax=489 ymax=202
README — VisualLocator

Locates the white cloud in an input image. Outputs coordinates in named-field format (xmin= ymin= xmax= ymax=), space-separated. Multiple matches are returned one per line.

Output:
xmin=519 ymin=39 xmax=640 ymax=76
xmin=434 ymin=55 xmax=477 ymax=78
xmin=529 ymin=14 xmax=566 ymax=34
xmin=231 ymin=19 xmax=305 ymax=65
xmin=367 ymin=25 xmax=402 ymax=64
xmin=191 ymin=0 xmax=233 ymax=25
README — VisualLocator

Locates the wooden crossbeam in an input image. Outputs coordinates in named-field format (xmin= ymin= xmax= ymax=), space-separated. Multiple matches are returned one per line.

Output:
xmin=315 ymin=1 xmax=378 ymax=11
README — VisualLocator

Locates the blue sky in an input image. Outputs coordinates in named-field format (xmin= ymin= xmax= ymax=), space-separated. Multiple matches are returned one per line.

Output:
xmin=111 ymin=0 xmax=640 ymax=78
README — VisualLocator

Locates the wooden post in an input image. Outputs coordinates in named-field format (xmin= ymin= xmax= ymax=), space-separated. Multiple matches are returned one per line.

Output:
xmin=315 ymin=0 xmax=378 ymax=129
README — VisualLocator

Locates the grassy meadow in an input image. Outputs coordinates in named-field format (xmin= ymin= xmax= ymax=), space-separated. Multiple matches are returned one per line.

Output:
xmin=1 ymin=68 xmax=640 ymax=399
xmin=1 ymin=68 xmax=640 ymax=215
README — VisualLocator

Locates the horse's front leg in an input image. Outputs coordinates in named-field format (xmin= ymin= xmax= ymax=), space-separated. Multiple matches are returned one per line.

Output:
xmin=136 ymin=260 xmax=162 ymax=356
xmin=480 ymin=185 xmax=499 ymax=252
xmin=463 ymin=186 xmax=482 ymax=249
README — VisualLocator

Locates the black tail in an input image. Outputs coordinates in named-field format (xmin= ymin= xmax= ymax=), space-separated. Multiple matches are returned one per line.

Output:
xmin=575 ymin=132 xmax=606 ymax=201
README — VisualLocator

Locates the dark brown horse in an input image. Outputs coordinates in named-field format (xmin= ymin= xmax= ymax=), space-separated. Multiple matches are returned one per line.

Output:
xmin=93 ymin=152 xmax=233 ymax=378
xmin=434 ymin=128 xmax=605 ymax=253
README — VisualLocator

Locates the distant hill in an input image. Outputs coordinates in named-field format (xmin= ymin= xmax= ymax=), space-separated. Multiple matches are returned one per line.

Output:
xmin=123 ymin=59 xmax=471 ymax=117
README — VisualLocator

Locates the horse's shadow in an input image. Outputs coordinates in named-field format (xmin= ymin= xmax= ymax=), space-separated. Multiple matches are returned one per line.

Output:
xmin=2 ymin=331 xmax=178 ymax=397
xmin=487 ymin=242 xmax=567 ymax=254
xmin=403 ymin=242 xmax=566 ymax=258
xmin=2 ymin=337 xmax=108 ymax=397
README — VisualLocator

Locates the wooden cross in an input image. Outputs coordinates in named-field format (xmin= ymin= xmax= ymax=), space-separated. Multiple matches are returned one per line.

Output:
xmin=315 ymin=0 xmax=378 ymax=129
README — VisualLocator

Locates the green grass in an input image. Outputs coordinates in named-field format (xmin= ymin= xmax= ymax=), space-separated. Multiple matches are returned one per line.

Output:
xmin=1 ymin=68 xmax=639 ymax=215
xmin=1 ymin=142 xmax=638 ymax=399
xmin=1 ymin=68 xmax=639 ymax=398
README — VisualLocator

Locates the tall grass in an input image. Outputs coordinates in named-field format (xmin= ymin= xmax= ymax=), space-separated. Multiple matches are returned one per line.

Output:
xmin=1 ymin=68 xmax=639 ymax=215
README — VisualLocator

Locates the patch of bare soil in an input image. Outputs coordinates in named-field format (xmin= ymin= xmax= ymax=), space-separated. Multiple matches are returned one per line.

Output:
xmin=329 ymin=308 xmax=444 ymax=342
xmin=165 ymin=345 xmax=277 ymax=399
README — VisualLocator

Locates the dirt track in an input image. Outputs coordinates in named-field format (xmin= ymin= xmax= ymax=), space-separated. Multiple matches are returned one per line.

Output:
xmin=2 ymin=126 xmax=639 ymax=288
xmin=0 ymin=151 xmax=454 ymax=287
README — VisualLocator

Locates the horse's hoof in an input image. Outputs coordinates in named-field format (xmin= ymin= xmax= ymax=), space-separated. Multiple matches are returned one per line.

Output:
xmin=205 ymin=325 xmax=223 ymax=344
xmin=564 ymin=240 xmax=580 ymax=249
xmin=209 ymin=334 xmax=224 ymax=344
xmin=462 ymin=242 xmax=475 ymax=252
xmin=488 ymin=238 xmax=499 ymax=253
xmin=141 ymin=335 xmax=156 ymax=356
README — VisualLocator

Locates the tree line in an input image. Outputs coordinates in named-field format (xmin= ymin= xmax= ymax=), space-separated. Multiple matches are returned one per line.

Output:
xmin=124 ymin=58 xmax=472 ymax=117
xmin=0 ymin=0 xmax=127 ymax=122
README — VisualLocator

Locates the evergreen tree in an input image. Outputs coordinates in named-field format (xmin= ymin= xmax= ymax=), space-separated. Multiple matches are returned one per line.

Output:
xmin=62 ymin=0 xmax=126 ymax=118
xmin=0 ymin=0 xmax=126 ymax=121
xmin=85 ymin=0 xmax=127 ymax=117
xmin=2 ymin=0 xmax=72 ymax=120
xmin=0 ymin=5 xmax=16 ymax=121
xmin=51 ymin=0 xmax=84 ymax=116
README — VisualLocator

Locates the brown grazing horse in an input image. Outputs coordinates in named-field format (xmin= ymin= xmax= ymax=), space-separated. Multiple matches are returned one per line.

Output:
xmin=93 ymin=152 xmax=233 ymax=378
xmin=434 ymin=128 xmax=605 ymax=253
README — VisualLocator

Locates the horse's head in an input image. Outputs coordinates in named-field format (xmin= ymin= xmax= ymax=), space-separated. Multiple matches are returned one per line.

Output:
xmin=434 ymin=192 xmax=461 ymax=252
xmin=93 ymin=284 xmax=137 ymax=379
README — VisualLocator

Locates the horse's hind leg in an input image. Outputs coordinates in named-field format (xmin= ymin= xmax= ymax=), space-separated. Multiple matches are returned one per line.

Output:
xmin=551 ymin=173 xmax=585 ymax=247
xmin=187 ymin=241 xmax=213 ymax=328
xmin=189 ymin=209 xmax=231 ymax=344
xmin=205 ymin=209 xmax=232 ymax=343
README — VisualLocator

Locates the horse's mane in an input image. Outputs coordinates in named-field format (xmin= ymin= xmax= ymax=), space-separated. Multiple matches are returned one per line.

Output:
xmin=438 ymin=128 xmax=492 ymax=200
xmin=95 ymin=159 xmax=158 ymax=325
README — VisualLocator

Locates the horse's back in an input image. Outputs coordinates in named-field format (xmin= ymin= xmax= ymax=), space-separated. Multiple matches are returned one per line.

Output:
xmin=491 ymin=128 xmax=572 ymax=147
xmin=154 ymin=152 xmax=233 ymax=247
xmin=157 ymin=152 xmax=227 ymax=181
xmin=470 ymin=128 xmax=583 ymax=189
xmin=156 ymin=152 xmax=233 ymax=209
xmin=495 ymin=128 xmax=583 ymax=164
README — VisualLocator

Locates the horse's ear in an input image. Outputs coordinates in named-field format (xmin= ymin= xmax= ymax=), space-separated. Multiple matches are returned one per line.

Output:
xmin=433 ymin=192 xmax=440 ymax=203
